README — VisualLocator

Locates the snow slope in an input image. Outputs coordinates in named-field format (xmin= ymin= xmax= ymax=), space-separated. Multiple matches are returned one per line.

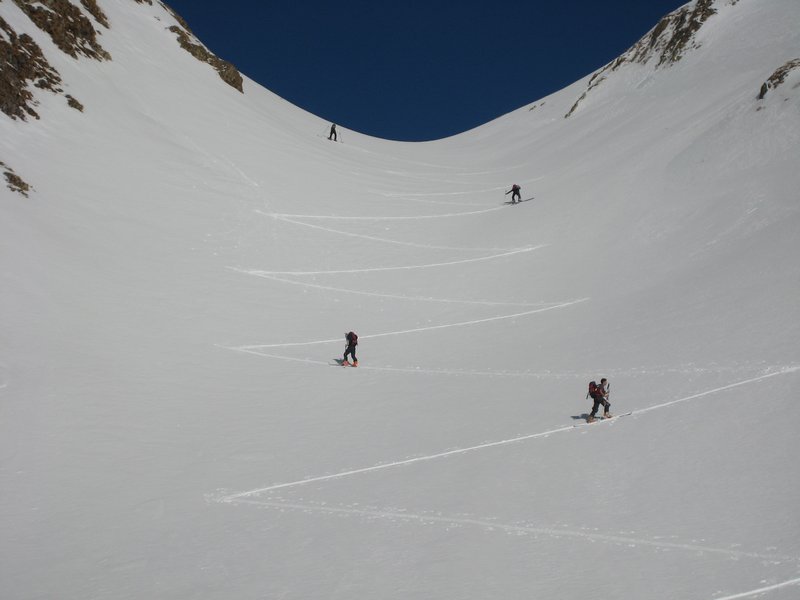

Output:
xmin=1 ymin=0 xmax=799 ymax=598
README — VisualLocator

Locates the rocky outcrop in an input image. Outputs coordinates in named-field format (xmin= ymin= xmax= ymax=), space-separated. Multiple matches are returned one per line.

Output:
xmin=0 ymin=15 xmax=64 ymax=120
xmin=624 ymin=0 xmax=716 ymax=68
xmin=66 ymin=93 xmax=84 ymax=111
xmin=1 ymin=161 xmax=32 ymax=197
xmin=80 ymin=0 xmax=109 ymax=29
xmin=160 ymin=1 xmax=190 ymax=32
xmin=565 ymin=72 xmax=607 ymax=119
xmin=3 ymin=0 xmax=243 ymax=122
xmin=12 ymin=0 xmax=111 ymax=61
xmin=167 ymin=23 xmax=243 ymax=93
xmin=135 ymin=1 xmax=243 ymax=92
xmin=2 ymin=0 xmax=243 ymax=197
xmin=566 ymin=0 xmax=717 ymax=118
xmin=758 ymin=59 xmax=800 ymax=100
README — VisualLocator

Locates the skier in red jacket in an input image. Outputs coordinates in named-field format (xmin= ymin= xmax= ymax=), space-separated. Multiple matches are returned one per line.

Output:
xmin=587 ymin=378 xmax=611 ymax=422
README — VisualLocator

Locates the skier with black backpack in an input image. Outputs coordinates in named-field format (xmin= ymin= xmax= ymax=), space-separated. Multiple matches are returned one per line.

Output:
xmin=586 ymin=378 xmax=611 ymax=422
xmin=343 ymin=331 xmax=358 ymax=367
xmin=505 ymin=184 xmax=521 ymax=204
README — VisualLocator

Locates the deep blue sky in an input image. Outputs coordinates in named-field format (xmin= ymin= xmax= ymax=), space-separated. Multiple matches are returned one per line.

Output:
xmin=165 ymin=0 xmax=687 ymax=141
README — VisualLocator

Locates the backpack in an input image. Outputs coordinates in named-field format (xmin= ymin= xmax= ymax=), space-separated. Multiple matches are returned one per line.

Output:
xmin=347 ymin=331 xmax=358 ymax=345
xmin=588 ymin=381 xmax=598 ymax=397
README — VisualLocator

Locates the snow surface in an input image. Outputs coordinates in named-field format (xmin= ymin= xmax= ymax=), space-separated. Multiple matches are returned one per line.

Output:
xmin=2 ymin=0 xmax=800 ymax=598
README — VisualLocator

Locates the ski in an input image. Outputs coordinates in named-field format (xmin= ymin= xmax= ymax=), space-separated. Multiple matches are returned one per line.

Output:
xmin=333 ymin=359 xmax=358 ymax=367
xmin=503 ymin=197 xmax=534 ymax=205
xmin=584 ymin=411 xmax=632 ymax=424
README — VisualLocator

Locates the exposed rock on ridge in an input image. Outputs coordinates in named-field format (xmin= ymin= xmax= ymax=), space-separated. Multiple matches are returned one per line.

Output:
xmin=12 ymin=0 xmax=111 ymax=61
xmin=131 ymin=0 xmax=244 ymax=92
xmin=623 ymin=0 xmax=716 ymax=68
xmin=566 ymin=0 xmax=718 ymax=118
xmin=165 ymin=16 xmax=243 ymax=93
xmin=1 ymin=0 xmax=244 ymax=121
xmin=0 ymin=15 xmax=65 ymax=120
xmin=1 ymin=0 xmax=245 ymax=194
xmin=758 ymin=59 xmax=800 ymax=100
xmin=80 ymin=0 xmax=109 ymax=29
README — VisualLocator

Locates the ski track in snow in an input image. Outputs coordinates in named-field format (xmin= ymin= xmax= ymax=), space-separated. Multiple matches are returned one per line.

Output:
xmin=267 ymin=206 xmax=504 ymax=220
xmin=711 ymin=577 xmax=800 ymax=600
xmin=221 ymin=203 xmax=800 ymax=600
xmin=368 ymin=192 xmax=487 ymax=207
xmin=212 ymin=95 xmax=799 ymax=600
xmin=224 ymin=347 xmax=576 ymax=377
xmin=229 ymin=268 xmax=557 ymax=306
xmin=218 ymin=368 xmax=800 ymax=596
xmin=238 ymin=245 xmax=545 ymax=276
xmin=220 ymin=366 xmax=800 ymax=500
xmin=222 ymin=498 xmax=800 ymax=565
xmin=258 ymin=210 xmax=527 ymax=252
xmin=230 ymin=299 xmax=588 ymax=350
xmin=218 ymin=346 xmax=790 ymax=380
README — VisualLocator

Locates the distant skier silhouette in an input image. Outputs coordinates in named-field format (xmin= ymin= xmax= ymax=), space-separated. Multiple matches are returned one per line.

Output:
xmin=328 ymin=123 xmax=337 ymax=142
xmin=505 ymin=184 xmax=521 ymax=203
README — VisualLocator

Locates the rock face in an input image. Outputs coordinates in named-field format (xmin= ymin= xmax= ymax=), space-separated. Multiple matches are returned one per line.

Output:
xmin=758 ymin=59 xmax=800 ymax=100
xmin=3 ymin=0 xmax=243 ymax=110
xmin=565 ymin=0 xmax=718 ymax=118
xmin=1 ymin=161 xmax=32 ymax=197
xmin=622 ymin=0 xmax=716 ymax=68
xmin=1 ymin=0 xmax=245 ymax=196
xmin=12 ymin=0 xmax=112 ymax=60
xmin=1 ymin=0 xmax=243 ymax=122
xmin=0 ymin=15 xmax=64 ymax=120
xmin=166 ymin=21 xmax=244 ymax=93
xmin=0 ymin=0 xmax=110 ymax=121
xmin=80 ymin=0 xmax=109 ymax=29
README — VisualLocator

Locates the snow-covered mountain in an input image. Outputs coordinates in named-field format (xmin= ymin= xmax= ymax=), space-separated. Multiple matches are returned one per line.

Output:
xmin=2 ymin=1 xmax=799 ymax=599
